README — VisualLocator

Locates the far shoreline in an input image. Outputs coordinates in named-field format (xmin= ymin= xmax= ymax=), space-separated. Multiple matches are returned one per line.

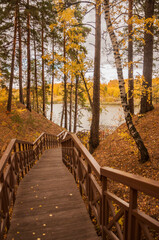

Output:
xmin=49 ymin=101 xmax=140 ymax=107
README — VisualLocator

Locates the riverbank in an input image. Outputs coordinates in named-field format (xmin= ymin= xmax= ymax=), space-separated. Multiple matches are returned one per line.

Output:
xmin=0 ymin=102 xmax=62 ymax=158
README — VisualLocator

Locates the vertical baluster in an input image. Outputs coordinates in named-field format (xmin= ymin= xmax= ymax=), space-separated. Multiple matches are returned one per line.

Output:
xmin=87 ymin=163 xmax=92 ymax=216
xmin=78 ymin=150 xmax=83 ymax=195
xmin=29 ymin=144 xmax=31 ymax=166
xmin=123 ymin=210 xmax=128 ymax=240
xmin=32 ymin=143 xmax=34 ymax=165
xmin=16 ymin=143 xmax=21 ymax=183
xmin=11 ymin=145 xmax=17 ymax=203
xmin=26 ymin=144 xmax=28 ymax=171
xmin=44 ymin=135 xmax=46 ymax=151
xmin=40 ymin=137 xmax=42 ymax=153
xmin=25 ymin=144 xmax=28 ymax=174
xmin=46 ymin=135 xmax=47 ymax=150
xmin=21 ymin=144 xmax=24 ymax=178
xmin=1 ymin=172 xmax=10 ymax=231
xmin=134 ymin=219 xmax=142 ymax=240
xmin=37 ymin=141 xmax=39 ymax=160
xmin=72 ymin=141 xmax=75 ymax=177
xmin=70 ymin=139 xmax=72 ymax=172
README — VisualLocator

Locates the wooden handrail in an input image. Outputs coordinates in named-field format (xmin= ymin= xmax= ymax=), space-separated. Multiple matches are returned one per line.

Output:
xmin=0 ymin=139 xmax=17 ymax=174
xmin=70 ymin=133 xmax=101 ymax=178
xmin=101 ymin=166 xmax=159 ymax=199
xmin=33 ymin=132 xmax=45 ymax=145
xmin=0 ymin=131 xmax=62 ymax=239
xmin=61 ymin=132 xmax=159 ymax=240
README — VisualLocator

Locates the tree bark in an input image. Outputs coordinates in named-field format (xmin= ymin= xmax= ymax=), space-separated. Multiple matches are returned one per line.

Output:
xmin=33 ymin=22 xmax=39 ymax=113
xmin=63 ymin=25 xmax=68 ymax=129
xmin=128 ymin=0 xmax=134 ymax=114
xmin=76 ymin=57 xmax=93 ymax=109
xmin=60 ymin=103 xmax=65 ymax=127
xmin=26 ymin=0 xmax=31 ymax=111
xmin=74 ymin=75 xmax=79 ymax=133
xmin=50 ymin=38 xmax=55 ymax=121
xmin=80 ymin=70 xmax=93 ymax=109
xmin=7 ymin=6 xmax=18 ymax=112
xmin=104 ymin=0 xmax=149 ymax=163
xmin=32 ymin=87 xmax=35 ymax=109
xmin=42 ymin=15 xmax=46 ymax=117
xmin=17 ymin=3 xmax=24 ymax=105
xmin=69 ymin=81 xmax=73 ymax=132
xmin=89 ymin=0 xmax=101 ymax=153
xmin=140 ymin=0 xmax=155 ymax=113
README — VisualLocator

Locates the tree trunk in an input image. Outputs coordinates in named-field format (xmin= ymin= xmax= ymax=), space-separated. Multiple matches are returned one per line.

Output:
xmin=17 ymin=3 xmax=24 ymax=105
xmin=42 ymin=18 xmax=46 ymax=117
xmin=76 ymin=57 xmax=93 ymax=109
xmin=63 ymin=25 xmax=67 ymax=129
xmin=104 ymin=0 xmax=149 ymax=163
xmin=128 ymin=0 xmax=134 ymax=114
xmin=140 ymin=0 xmax=155 ymax=113
xmin=80 ymin=70 xmax=93 ymax=109
xmin=89 ymin=0 xmax=101 ymax=153
xmin=69 ymin=81 xmax=73 ymax=132
xmin=74 ymin=75 xmax=79 ymax=133
xmin=26 ymin=0 xmax=31 ymax=111
xmin=7 ymin=6 xmax=18 ymax=112
xmin=50 ymin=39 xmax=55 ymax=121
xmin=33 ymin=22 xmax=39 ymax=113
xmin=60 ymin=103 xmax=65 ymax=127
xmin=32 ymin=87 xmax=35 ymax=109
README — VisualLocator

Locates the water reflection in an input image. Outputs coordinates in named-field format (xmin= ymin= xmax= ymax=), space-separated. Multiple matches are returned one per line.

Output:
xmin=47 ymin=104 xmax=139 ymax=131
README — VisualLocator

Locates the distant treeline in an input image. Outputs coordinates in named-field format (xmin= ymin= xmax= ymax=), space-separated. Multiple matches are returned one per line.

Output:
xmin=1 ymin=78 xmax=158 ymax=107
xmin=50 ymin=77 xmax=159 ymax=104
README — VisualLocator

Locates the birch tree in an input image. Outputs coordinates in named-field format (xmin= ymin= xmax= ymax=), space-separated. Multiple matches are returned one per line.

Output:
xmin=103 ymin=0 xmax=149 ymax=163
xmin=128 ymin=0 xmax=134 ymax=114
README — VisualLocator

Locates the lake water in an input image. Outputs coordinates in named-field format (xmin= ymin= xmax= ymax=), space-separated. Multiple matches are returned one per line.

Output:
xmin=47 ymin=104 xmax=139 ymax=131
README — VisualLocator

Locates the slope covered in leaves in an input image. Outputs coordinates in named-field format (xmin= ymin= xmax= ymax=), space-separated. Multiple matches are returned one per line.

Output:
xmin=93 ymin=104 xmax=159 ymax=223
xmin=93 ymin=104 xmax=159 ymax=181
xmin=0 ymin=102 xmax=62 ymax=158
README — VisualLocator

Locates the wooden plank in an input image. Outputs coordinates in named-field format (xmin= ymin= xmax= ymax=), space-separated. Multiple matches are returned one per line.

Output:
xmin=7 ymin=148 xmax=100 ymax=240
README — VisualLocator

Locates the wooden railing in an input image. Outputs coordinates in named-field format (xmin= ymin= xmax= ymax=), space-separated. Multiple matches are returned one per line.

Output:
xmin=61 ymin=133 xmax=159 ymax=240
xmin=0 ymin=132 xmax=60 ymax=239
xmin=1 ymin=130 xmax=159 ymax=240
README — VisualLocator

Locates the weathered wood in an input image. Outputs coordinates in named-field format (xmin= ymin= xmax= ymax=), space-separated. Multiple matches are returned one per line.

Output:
xmin=1 ymin=130 xmax=159 ymax=240
xmin=61 ymin=132 xmax=159 ymax=240
xmin=7 ymin=148 xmax=99 ymax=240
xmin=0 ymin=133 xmax=58 ymax=238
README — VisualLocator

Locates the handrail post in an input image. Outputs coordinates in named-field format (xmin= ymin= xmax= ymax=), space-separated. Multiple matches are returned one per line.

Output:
xmin=101 ymin=175 xmax=108 ymax=240
xmin=128 ymin=188 xmax=138 ymax=240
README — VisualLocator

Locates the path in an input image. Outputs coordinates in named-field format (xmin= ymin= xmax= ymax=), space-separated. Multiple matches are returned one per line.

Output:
xmin=7 ymin=148 xmax=99 ymax=240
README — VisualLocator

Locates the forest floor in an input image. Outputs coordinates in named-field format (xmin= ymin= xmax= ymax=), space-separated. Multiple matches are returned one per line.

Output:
xmin=93 ymin=103 xmax=159 ymax=224
xmin=0 ymin=101 xmax=62 ymax=158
